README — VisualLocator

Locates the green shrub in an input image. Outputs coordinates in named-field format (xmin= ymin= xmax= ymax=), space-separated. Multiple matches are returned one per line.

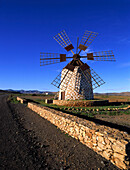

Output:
xmin=10 ymin=97 xmax=20 ymax=104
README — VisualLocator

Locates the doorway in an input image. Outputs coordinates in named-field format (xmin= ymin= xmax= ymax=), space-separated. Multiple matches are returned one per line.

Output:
xmin=61 ymin=91 xmax=65 ymax=100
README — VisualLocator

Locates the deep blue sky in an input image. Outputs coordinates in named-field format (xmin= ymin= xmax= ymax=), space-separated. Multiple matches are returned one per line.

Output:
xmin=0 ymin=0 xmax=130 ymax=92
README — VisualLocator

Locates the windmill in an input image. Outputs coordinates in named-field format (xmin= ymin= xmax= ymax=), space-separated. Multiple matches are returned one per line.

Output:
xmin=40 ymin=30 xmax=115 ymax=100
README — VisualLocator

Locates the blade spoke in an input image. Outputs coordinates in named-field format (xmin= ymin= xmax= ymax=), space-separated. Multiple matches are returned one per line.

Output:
xmin=79 ymin=68 xmax=93 ymax=91
xmin=40 ymin=53 xmax=67 ymax=66
xmin=53 ymin=30 xmax=74 ymax=54
xmin=78 ymin=30 xmax=98 ymax=54
xmin=77 ymin=67 xmax=105 ymax=90
xmin=81 ymin=50 xmax=115 ymax=61
xmin=89 ymin=68 xmax=105 ymax=89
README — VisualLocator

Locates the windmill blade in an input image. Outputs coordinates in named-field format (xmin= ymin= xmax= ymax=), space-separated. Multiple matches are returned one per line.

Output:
xmin=51 ymin=69 xmax=73 ymax=90
xmin=79 ymin=66 xmax=105 ymax=90
xmin=79 ymin=68 xmax=93 ymax=89
xmin=78 ymin=30 xmax=98 ymax=54
xmin=87 ymin=68 xmax=105 ymax=89
xmin=92 ymin=50 xmax=115 ymax=61
xmin=81 ymin=50 xmax=115 ymax=61
xmin=53 ymin=30 xmax=74 ymax=54
xmin=40 ymin=53 xmax=72 ymax=66
xmin=75 ymin=67 xmax=92 ymax=93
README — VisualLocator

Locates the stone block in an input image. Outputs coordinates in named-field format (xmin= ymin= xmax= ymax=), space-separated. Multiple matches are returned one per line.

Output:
xmin=95 ymin=132 xmax=104 ymax=136
xmin=98 ymin=142 xmax=106 ymax=150
xmin=78 ymin=136 xmax=84 ymax=142
xmin=102 ymin=150 xmax=112 ymax=160
xmin=105 ymin=144 xmax=112 ymax=150
xmin=114 ymin=157 xmax=127 ymax=169
xmin=96 ymin=146 xmax=103 ymax=152
xmin=112 ymin=144 xmax=126 ymax=154
xmin=98 ymin=136 xmax=105 ymax=144
xmin=113 ymin=152 xmax=125 ymax=161
xmin=108 ymin=136 xmax=116 ymax=143
xmin=45 ymin=99 xmax=53 ymax=104
xmin=86 ymin=132 xmax=92 ymax=139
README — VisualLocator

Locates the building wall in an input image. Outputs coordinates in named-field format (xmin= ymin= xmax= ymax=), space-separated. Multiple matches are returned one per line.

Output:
xmin=59 ymin=67 xmax=93 ymax=100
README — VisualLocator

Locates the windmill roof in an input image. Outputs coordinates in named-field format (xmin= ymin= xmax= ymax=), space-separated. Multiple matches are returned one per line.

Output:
xmin=64 ymin=59 xmax=90 ymax=71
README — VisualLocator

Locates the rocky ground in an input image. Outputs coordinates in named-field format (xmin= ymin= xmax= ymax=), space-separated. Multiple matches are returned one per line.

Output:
xmin=0 ymin=95 xmax=119 ymax=169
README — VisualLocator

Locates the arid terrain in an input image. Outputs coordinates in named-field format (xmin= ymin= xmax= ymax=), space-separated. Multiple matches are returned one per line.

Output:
xmin=94 ymin=94 xmax=130 ymax=102
xmin=0 ymin=94 xmax=120 ymax=169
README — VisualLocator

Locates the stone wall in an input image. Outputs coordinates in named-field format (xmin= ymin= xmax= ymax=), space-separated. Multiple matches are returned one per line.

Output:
xmin=17 ymin=97 xmax=27 ymax=104
xmin=53 ymin=99 xmax=109 ymax=107
xmin=28 ymin=102 xmax=130 ymax=169
xmin=45 ymin=99 xmax=53 ymax=104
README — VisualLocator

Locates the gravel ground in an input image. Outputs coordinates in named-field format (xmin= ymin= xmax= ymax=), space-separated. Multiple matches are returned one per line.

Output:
xmin=0 ymin=95 xmax=119 ymax=170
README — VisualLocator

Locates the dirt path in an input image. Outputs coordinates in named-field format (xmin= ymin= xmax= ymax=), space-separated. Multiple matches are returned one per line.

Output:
xmin=0 ymin=95 xmax=119 ymax=169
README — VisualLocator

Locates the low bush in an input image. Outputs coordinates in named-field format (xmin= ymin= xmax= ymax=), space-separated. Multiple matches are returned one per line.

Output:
xmin=9 ymin=96 xmax=20 ymax=104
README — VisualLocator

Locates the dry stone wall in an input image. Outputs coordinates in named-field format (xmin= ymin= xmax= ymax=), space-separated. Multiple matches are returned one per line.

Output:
xmin=17 ymin=97 xmax=26 ymax=104
xmin=53 ymin=99 xmax=109 ymax=107
xmin=28 ymin=102 xmax=130 ymax=169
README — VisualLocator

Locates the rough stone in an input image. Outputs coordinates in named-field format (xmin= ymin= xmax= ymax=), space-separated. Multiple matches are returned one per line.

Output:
xmin=98 ymin=142 xmax=106 ymax=150
xmin=98 ymin=136 xmax=105 ymax=144
xmin=113 ymin=152 xmax=125 ymax=161
xmin=114 ymin=158 xmax=127 ymax=169
xmin=86 ymin=132 xmax=92 ymax=139
xmin=112 ymin=144 xmax=126 ymax=154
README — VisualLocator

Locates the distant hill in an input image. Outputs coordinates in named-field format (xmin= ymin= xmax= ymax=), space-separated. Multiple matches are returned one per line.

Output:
xmin=0 ymin=89 xmax=55 ymax=95
xmin=0 ymin=89 xmax=20 ymax=94
xmin=0 ymin=89 xmax=130 ymax=96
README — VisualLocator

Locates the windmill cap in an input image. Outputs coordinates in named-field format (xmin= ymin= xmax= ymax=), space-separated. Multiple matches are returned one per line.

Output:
xmin=73 ymin=54 xmax=80 ymax=60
